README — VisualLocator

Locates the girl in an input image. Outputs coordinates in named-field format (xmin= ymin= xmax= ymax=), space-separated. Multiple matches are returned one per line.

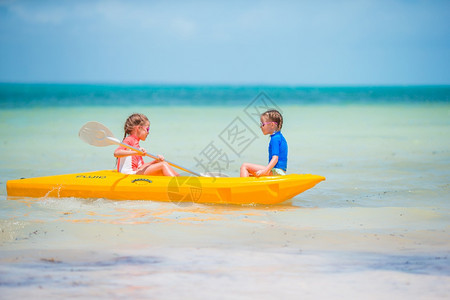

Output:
xmin=114 ymin=113 xmax=179 ymax=176
xmin=240 ymin=110 xmax=288 ymax=177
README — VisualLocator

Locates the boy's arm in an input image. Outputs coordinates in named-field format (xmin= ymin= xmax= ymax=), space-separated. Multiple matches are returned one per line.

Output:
xmin=256 ymin=155 xmax=278 ymax=177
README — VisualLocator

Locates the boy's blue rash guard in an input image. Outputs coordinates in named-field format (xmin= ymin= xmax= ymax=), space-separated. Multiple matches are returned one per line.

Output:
xmin=268 ymin=131 xmax=288 ymax=171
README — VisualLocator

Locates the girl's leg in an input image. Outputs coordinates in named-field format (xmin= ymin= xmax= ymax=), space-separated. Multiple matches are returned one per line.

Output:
xmin=240 ymin=163 xmax=267 ymax=177
xmin=159 ymin=162 xmax=179 ymax=176
xmin=137 ymin=162 xmax=179 ymax=176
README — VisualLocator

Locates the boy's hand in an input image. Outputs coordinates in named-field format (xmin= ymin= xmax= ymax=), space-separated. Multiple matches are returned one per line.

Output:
xmin=255 ymin=170 xmax=267 ymax=177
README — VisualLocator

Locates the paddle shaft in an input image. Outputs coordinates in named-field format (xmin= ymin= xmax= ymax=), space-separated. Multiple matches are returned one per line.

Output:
xmin=108 ymin=137 xmax=201 ymax=176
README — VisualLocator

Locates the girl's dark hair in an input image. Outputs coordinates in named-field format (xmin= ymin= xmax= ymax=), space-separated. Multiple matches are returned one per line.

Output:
xmin=262 ymin=109 xmax=283 ymax=131
xmin=123 ymin=113 xmax=149 ymax=139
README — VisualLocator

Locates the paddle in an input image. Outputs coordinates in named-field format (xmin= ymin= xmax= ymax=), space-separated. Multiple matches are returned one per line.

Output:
xmin=79 ymin=121 xmax=202 ymax=177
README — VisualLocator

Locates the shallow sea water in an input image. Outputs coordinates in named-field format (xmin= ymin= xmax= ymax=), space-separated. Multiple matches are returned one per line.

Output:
xmin=0 ymin=103 xmax=449 ymax=299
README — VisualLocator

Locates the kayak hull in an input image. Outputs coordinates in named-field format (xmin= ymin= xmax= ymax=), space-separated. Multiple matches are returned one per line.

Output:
xmin=6 ymin=170 xmax=325 ymax=205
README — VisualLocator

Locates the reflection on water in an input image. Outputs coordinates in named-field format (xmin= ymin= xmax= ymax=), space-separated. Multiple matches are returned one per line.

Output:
xmin=1 ymin=246 xmax=449 ymax=299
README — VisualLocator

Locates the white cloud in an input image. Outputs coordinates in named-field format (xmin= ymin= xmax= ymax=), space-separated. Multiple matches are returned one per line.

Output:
xmin=6 ymin=1 xmax=70 ymax=24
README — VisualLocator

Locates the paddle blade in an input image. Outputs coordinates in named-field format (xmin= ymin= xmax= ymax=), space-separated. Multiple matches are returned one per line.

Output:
xmin=79 ymin=122 xmax=118 ymax=147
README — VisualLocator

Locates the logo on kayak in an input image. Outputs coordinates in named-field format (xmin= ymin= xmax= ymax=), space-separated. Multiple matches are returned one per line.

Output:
xmin=167 ymin=176 xmax=202 ymax=206
xmin=76 ymin=175 xmax=106 ymax=179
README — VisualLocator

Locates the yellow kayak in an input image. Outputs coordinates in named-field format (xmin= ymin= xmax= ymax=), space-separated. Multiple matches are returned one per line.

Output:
xmin=6 ymin=170 xmax=325 ymax=205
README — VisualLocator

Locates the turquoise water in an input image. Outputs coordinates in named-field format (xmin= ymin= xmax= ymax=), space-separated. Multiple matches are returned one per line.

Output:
xmin=1 ymin=84 xmax=449 ymax=108
xmin=0 ymin=85 xmax=449 ymax=299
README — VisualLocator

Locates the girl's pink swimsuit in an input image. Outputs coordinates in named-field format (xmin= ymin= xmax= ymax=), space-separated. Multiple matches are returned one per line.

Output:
xmin=116 ymin=135 xmax=144 ymax=174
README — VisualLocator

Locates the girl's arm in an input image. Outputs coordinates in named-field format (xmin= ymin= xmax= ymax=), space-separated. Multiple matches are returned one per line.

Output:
xmin=114 ymin=147 xmax=165 ymax=163
xmin=146 ymin=155 xmax=165 ymax=165
xmin=114 ymin=148 xmax=146 ymax=158
xmin=256 ymin=155 xmax=278 ymax=177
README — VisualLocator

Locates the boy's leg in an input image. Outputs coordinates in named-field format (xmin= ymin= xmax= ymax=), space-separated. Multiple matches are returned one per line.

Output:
xmin=240 ymin=163 xmax=266 ymax=177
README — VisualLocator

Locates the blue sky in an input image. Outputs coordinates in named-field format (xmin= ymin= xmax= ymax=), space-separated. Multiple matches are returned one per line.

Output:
xmin=0 ymin=0 xmax=449 ymax=85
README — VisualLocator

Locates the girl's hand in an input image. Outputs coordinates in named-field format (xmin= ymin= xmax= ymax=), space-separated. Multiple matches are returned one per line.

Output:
xmin=138 ymin=148 xmax=147 ymax=156
xmin=157 ymin=155 xmax=165 ymax=161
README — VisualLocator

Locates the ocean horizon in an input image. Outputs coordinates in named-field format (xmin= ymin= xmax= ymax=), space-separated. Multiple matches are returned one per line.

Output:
xmin=1 ymin=83 xmax=449 ymax=108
